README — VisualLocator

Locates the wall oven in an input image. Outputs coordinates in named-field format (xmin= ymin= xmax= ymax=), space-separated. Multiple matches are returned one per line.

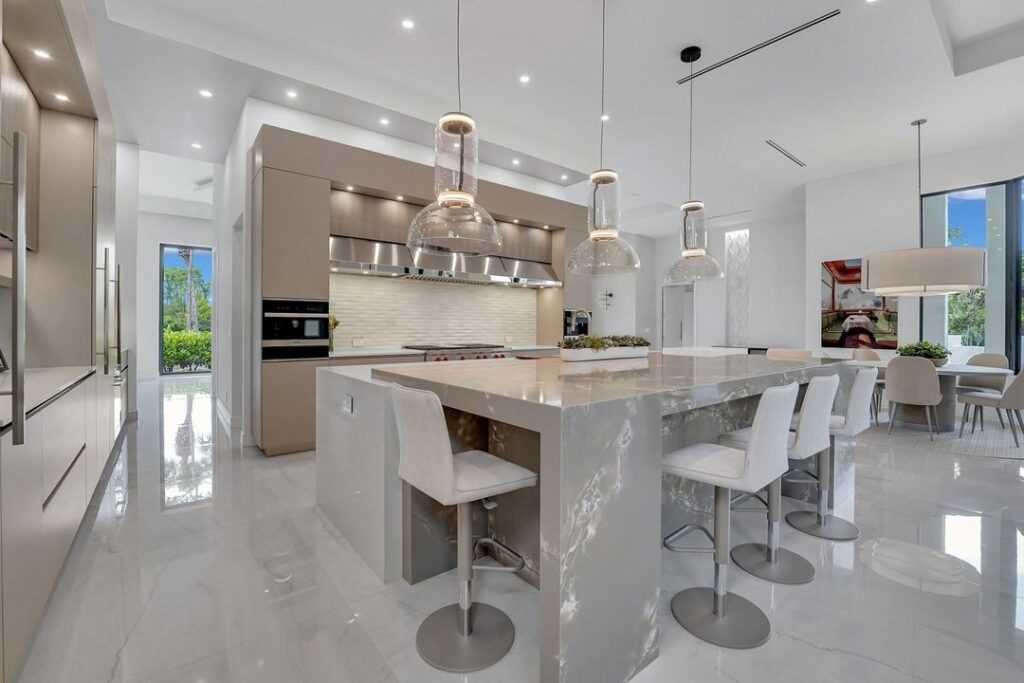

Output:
xmin=262 ymin=299 xmax=330 ymax=360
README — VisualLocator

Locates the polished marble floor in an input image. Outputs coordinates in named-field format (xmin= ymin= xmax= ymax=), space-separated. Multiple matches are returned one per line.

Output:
xmin=16 ymin=377 xmax=1024 ymax=682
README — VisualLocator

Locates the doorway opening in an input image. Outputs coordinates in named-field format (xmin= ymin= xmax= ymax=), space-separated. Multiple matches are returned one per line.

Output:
xmin=160 ymin=244 xmax=213 ymax=375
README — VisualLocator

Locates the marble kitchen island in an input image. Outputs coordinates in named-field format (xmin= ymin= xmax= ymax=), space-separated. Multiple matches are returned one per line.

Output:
xmin=368 ymin=353 xmax=838 ymax=682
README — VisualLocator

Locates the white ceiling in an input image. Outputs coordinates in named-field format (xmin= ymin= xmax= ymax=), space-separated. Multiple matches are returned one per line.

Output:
xmin=138 ymin=150 xmax=214 ymax=204
xmin=931 ymin=0 xmax=1024 ymax=44
xmin=89 ymin=0 xmax=1024 ymax=237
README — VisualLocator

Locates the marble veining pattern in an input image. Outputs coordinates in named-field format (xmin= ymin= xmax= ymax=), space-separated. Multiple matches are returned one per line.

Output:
xmin=16 ymin=375 xmax=1024 ymax=683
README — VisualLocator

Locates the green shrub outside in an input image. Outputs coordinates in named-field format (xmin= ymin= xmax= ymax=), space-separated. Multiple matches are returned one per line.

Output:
xmin=162 ymin=329 xmax=212 ymax=373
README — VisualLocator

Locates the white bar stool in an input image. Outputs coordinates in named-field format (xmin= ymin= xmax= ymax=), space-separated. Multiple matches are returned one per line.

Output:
xmin=786 ymin=367 xmax=877 ymax=541
xmin=390 ymin=384 xmax=538 ymax=673
xmin=719 ymin=374 xmax=839 ymax=584
xmin=662 ymin=382 xmax=799 ymax=649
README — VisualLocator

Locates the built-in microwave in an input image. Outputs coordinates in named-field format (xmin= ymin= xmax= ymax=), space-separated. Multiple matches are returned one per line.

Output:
xmin=262 ymin=299 xmax=330 ymax=360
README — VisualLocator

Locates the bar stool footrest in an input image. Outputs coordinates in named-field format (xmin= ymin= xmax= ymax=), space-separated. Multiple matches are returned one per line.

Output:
xmin=474 ymin=537 xmax=526 ymax=573
xmin=663 ymin=523 xmax=715 ymax=552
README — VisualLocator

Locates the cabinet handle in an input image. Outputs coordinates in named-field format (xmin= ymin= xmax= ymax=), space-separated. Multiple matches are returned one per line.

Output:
xmin=0 ymin=132 xmax=28 ymax=444
xmin=113 ymin=263 xmax=122 ymax=368
xmin=96 ymin=247 xmax=110 ymax=374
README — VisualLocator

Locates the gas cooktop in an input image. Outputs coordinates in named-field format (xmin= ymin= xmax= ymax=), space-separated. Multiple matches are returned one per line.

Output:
xmin=403 ymin=343 xmax=504 ymax=351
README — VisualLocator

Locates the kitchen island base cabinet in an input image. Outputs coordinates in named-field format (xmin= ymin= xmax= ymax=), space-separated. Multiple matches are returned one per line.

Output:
xmin=260 ymin=360 xmax=329 ymax=456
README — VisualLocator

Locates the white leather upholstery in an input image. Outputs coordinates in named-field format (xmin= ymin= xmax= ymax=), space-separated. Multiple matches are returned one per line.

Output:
xmin=832 ymin=367 xmax=878 ymax=437
xmin=789 ymin=413 xmax=846 ymax=431
xmin=957 ymin=353 xmax=1009 ymax=394
xmin=391 ymin=384 xmax=537 ymax=507
xmin=766 ymin=348 xmax=813 ymax=362
xmin=663 ymin=383 xmax=799 ymax=494
xmin=723 ymin=375 xmax=839 ymax=464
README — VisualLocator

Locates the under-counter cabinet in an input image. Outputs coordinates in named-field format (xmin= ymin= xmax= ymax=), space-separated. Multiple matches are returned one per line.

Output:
xmin=260 ymin=360 xmax=329 ymax=455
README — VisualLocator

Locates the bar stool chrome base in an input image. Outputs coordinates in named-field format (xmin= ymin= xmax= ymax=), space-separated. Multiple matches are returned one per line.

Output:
xmin=731 ymin=543 xmax=816 ymax=585
xmin=670 ymin=588 xmax=771 ymax=649
xmin=785 ymin=510 xmax=860 ymax=541
xmin=416 ymin=603 xmax=515 ymax=673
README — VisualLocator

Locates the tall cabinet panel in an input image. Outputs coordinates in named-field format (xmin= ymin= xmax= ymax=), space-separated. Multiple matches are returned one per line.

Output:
xmin=0 ymin=44 xmax=39 ymax=250
xmin=260 ymin=168 xmax=330 ymax=300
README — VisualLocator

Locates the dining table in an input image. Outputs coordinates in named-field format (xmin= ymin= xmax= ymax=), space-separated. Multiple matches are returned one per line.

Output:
xmin=845 ymin=359 xmax=1013 ymax=431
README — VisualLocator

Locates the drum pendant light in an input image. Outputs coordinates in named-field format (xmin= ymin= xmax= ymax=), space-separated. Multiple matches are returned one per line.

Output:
xmin=407 ymin=0 xmax=501 ymax=256
xmin=567 ymin=0 xmax=641 ymax=277
xmin=665 ymin=46 xmax=722 ymax=284
xmin=863 ymin=120 xmax=986 ymax=296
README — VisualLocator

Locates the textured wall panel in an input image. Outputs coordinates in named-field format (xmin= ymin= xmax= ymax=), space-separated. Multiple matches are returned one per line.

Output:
xmin=330 ymin=274 xmax=538 ymax=347
xmin=725 ymin=229 xmax=750 ymax=347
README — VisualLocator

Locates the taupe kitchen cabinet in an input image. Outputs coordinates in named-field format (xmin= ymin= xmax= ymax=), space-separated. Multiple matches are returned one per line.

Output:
xmin=0 ymin=44 xmax=40 ymax=251
xmin=330 ymin=191 xmax=416 ymax=244
xmin=260 ymin=359 xmax=329 ymax=455
xmin=256 ymin=167 xmax=330 ymax=300
xmin=329 ymin=354 xmax=425 ymax=366
xmin=0 ymin=378 xmax=92 ymax=683
xmin=496 ymin=221 xmax=552 ymax=263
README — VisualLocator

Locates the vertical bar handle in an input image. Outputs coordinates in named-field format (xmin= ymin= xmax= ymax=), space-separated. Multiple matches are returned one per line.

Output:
xmin=11 ymin=132 xmax=27 ymax=444
xmin=113 ymin=263 xmax=122 ymax=368
xmin=101 ymin=247 xmax=109 ymax=374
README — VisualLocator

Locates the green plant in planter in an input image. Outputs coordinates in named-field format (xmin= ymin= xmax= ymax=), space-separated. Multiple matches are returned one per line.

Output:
xmin=559 ymin=335 xmax=612 ymax=351
xmin=896 ymin=340 xmax=951 ymax=359
xmin=605 ymin=335 xmax=651 ymax=348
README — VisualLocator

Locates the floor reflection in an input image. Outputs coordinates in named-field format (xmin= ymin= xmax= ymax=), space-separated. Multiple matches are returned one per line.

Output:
xmin=159 ymin=377 xmax=215 ymax=509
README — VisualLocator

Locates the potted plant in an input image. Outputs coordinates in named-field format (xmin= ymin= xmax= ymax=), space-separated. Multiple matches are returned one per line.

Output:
xmin=328 ymin=313 xmax=339 ymax=353
xmin=558 ymin=335 xmax=650 ymax=361
xmin=896 ymin=340 xmax=951 ymax=367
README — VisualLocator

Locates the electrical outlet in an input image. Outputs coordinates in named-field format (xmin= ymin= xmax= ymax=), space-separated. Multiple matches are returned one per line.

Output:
xmin=505 ymin=336 xmax=514 ymax=343
xmin=352 ymin=338 xmax=365 ymax=347
xmin=342 ymin=395 xmax=354 ymax=414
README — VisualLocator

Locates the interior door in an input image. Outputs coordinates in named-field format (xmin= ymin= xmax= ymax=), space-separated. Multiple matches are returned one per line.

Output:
xmin=662 ymin=285 xmax=695 ymax=349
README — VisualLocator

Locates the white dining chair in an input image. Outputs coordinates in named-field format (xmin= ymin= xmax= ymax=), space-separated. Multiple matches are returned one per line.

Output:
xmin=957 ymin=353 xmax=1009 ymax=428
xmin=885 ymin=357 xmax=942 ymax=440
xmin=959 ymin=372 xmax=1024 ymax=447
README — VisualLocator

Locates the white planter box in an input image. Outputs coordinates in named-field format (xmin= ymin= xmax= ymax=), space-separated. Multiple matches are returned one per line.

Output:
xmin=559 ymin=347 xmax=650 ymax=362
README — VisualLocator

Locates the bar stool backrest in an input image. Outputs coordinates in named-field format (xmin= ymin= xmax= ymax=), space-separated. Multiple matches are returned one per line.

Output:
xmin=743 ymin=382 xmax=800 ymax=491
xmin=391 ymin=384 xmax=456 ymax=505
xmin=960 ymin=353 xmax=1009 ymax=393
xmin=835 ymin=367 xmax=879 ymax=437
xmin=793 ymin=374 xmax=840 ymax=459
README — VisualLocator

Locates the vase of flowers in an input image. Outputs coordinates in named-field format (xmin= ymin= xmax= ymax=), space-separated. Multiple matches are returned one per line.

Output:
xmin=328 ymin=313 xmax=339 ymax=353
xmin=896 ymin=340 xmax=951 ymax=367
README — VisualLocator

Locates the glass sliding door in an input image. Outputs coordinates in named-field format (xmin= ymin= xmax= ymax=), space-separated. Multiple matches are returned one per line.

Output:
xmin=921 ymin=184 xmax=1008 ymax=363
xmin=160 ymin=244 xmax=214 ymax=374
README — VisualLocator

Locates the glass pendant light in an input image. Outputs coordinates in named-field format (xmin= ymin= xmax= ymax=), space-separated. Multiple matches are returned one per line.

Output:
xmin=407 ymin=1 xmax=500 ymax=256
xmin=665 ymin=46 xmax=722 ymax=284
xmin=567 ymin=0 xmax=640 ymax=277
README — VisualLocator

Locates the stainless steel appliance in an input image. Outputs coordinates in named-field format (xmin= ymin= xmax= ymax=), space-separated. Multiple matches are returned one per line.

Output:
xmin=403 ymin=343 xmax=509 ymax=362
xmin=564 ymin=309 xmax=591 ymax=337
xmin=262 ymin=299 xmax=330 ymax=360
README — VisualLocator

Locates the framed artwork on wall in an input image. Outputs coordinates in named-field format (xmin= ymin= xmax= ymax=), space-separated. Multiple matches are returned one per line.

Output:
xmin=820 ymin=259 xmax=898 ymax=349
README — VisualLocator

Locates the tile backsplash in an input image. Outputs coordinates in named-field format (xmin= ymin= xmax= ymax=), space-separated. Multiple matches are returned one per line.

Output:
xmin=329 ymin=274 xmax=537 ymax=348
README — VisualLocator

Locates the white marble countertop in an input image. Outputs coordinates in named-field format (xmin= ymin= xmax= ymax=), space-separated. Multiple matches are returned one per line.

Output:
xmin=0 ymin=366 xmax=96 ymax=432
xmin=661 ymin=346 xmax=750 ymax=357
xmin=329 ymin=344 xmax=558 ymax=358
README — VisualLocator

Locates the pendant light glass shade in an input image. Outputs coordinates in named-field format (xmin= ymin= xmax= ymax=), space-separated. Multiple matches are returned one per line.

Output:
xmin=664 ymin=201 xmax=723 ymax=283
xmin=408 ymin=112 xmax=500 ymax=256
xmin=567 ymin=169 xmax=641 ymax=276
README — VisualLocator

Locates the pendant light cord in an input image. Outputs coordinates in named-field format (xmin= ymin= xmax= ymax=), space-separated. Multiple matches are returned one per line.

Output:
xmin=456 ymin=0 xmax=462 ymax=111
xmin=599 ymin=0 xmax=607 ymax=168
xmin=688 ymin=61 xmax=694 ymax=199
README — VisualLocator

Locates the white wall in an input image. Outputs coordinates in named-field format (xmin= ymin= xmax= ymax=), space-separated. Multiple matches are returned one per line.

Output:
xmin=804 ymin=130 xmax=1024 ymax=353
xmin=587 ymin=232 xmax=657 ymax=339
xmin=136 ymin=212 xmax=214 ymax=380
xmin=115 ymin=143 xmax=140 ymax=414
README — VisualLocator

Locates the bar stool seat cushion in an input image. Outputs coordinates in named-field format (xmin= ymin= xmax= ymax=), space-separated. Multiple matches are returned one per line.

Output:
xmin=790 ymin=414 xmax=846 ymax=431
xmin=663 ymin=443 xmax=768 ymax=493
xmin=957 ymin=390 xmax=1002 ymax=408
xmin=452 ymin=450 xmax=538 ymax=504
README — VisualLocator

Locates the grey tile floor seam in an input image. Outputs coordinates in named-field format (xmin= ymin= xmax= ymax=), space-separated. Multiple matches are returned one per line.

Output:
xmin=13 ymin=377 xmax=1024 ymax=682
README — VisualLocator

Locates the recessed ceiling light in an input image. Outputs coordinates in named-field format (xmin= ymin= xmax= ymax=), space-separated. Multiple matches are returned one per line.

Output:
xmin=345 ymin=185 xmax=354 ymax=191
xmin=560 ymin=174 xmax=568 ymax=181
xmin=512 ymin=158 xmax=520 ymax=166
xmin=286 ymin=90 xmax=298 ymax=99
xmin=380 ymin=117 xmax=390 ymax=126
xmin=198 ymin=89 xmax=213 ymax=98
xmin=33 ymin=49 xmax=51 ymax=59
xmin=396 ymin=195 xmax=404 ymax=201
xmin=519 ymin=74 xmax=530 ymax=84
xmin=601 ymin=114 xmax=610 ymax=121
xmin=54 ymin=93 xmax=69 ymax=102
xmin=543 ymin=225 xmax=550 ymax=230
xmin=401 ymin=18 xmax=415 ymax=29
xmin=191 ymin=143 xmax=203 ymax=149
xmin=513 ymin=219 xmax=520 ymax=224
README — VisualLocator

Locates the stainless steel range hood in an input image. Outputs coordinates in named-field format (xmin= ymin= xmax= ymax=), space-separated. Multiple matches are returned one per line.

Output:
xmin=329 ymin=236 xmax=561 ymax=288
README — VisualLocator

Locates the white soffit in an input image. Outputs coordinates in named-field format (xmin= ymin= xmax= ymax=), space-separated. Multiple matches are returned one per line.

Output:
xmin=930 ymin=0 xmax=1024 ymax=75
